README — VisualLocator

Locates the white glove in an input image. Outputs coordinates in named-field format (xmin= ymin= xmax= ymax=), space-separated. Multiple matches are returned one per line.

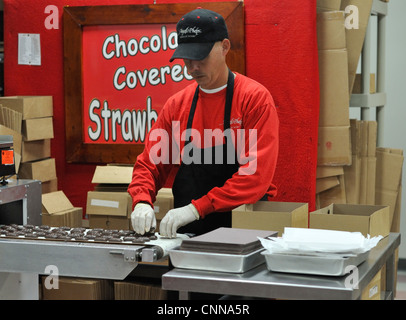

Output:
xmin=160 ymin=204 xmax=200 ymax=238
xmin=131 ymin=203 xmax=156 ymax=235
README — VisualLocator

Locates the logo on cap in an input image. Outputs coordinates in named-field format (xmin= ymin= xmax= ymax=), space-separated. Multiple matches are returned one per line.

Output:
xmin=179 ymin=26 xmax=202 ymax=39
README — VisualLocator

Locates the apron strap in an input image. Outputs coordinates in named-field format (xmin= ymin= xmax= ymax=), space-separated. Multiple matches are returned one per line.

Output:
xmin=185 ymin=69 xmax=234 ymax=143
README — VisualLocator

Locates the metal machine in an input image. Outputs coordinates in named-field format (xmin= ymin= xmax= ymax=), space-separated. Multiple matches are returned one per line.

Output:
xmin=0 ymin=228 xmax=185 ymax=299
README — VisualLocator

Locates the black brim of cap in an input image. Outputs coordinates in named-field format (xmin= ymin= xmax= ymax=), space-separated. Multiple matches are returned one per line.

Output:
xmin=169 ymin=42 xmax=215 ymax=62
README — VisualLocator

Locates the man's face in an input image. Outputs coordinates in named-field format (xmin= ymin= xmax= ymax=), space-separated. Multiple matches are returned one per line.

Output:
xmin=183 ymin=39 xmax=230 ymax=90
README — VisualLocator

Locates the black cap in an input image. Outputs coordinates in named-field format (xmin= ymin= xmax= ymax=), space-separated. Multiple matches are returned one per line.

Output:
xmin=170 ymin=8 xmax=229 ymax=62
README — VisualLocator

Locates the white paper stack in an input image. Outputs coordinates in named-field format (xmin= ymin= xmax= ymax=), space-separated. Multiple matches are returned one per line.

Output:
xmin=259 ymin=228 xmax=384 ymax=276
xmin=259 ymin=228 xmax=383 ymax=255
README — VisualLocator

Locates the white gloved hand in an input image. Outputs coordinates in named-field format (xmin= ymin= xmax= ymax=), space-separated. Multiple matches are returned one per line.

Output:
xmin=131 ymin=203 xmax=156 ymax=235
xmin=160 ymin=204 xmax=200 ymax=238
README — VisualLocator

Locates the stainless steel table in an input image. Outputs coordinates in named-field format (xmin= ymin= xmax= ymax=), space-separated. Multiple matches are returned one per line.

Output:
xmin=162 ymin=233 xmax=400 ymax=300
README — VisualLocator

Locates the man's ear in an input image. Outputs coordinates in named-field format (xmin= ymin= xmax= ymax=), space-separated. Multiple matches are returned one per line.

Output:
xmin=222 ymin=39 xmax=231 ymax=55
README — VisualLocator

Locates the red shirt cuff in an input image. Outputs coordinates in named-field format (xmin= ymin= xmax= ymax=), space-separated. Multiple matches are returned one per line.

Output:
xmin=191 ymin=196 xmax=214 ymax=219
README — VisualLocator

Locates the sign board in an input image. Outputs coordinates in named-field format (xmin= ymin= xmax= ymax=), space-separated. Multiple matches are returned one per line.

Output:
xmin=64 ymin=3 xmax=244 ymax=163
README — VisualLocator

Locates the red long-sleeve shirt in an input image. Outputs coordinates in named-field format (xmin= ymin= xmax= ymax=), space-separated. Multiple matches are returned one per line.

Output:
xmin=128 ymin=72 xmax=279 ymax=218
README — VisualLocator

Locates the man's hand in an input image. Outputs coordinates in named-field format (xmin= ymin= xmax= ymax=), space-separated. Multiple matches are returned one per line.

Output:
xmin=131 ymin=203 xmax=156 ymax=235
xmin=160 ymin=204 xmax=199 ymax=238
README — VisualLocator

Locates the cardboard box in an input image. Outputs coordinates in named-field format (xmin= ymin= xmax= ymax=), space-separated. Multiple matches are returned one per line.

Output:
xmin=41 ymin=178 xmax=58 ymax=194
xmin=86 ymin=191 xmax=132 ymax=217
xmin=22 ymin=117 xmax=54 ymax=141
xmin=359 ymin=121 xmax=377 ymax=157
xmin=344 ymin=155 xmax=361 ymax=204
xmin=21 ymin=139 xmax=51 ymax=163
xmin=316 ymin=174 xmax=347 ymax=208
xmin=340 ymin=0 xmax=374 ymax=93
xmin=42 ymin=208 xmax=83 ymax=227
xmin=92 ymin=165 xmax=133 ymax=185
xmin=114 ymin=281 xmax=167 ymax=300
xmin=352 ymin=73 xmax=376 ymax=94
xmin=42 ymin=190 xmax=74 ymax=214
xmin=317 ymin=0 xmax=342 ymax=12
xmin=18 ymin=158 xmax=57 ymax=182
xmin=375 ymin=148 xmax=404 ymax=230
xmin=317 ymin=11 xmax=346 ymax=50
xmin=88 ymin=214 xmax=130 ymax=230
xmin=375 ymin=148 xmax=403 ymax=192
xmin=41 ymin=276 xmax=114 ymax=300
xmin=316 ymin=176 xmax=340 ymax=193
xmin=359 ymin=156 xmax=376 ymax=205
xmin=391 ymin=185 xmax=402 ymax=233
xmin=361 ymin=269 xmax=381 ymax=300
xmin=318 ymin=49 xmax=350 ymax=127
xmin=316 ymin=166 xmax=344 ymax=179
xmin=343 ymin=120 xmax=377 ymax=205
xmin=42 ymin=191 xmax=82 ymax=227
xmin=0 ymin=96 xmax=53 ymax=119
xmin=310 ymin=203 xmax=390 ymax=237
xmin=153 ymin=194 xmax=173 ymax=220
xmin=232 ymin=201 xmax=308 ymax=236
xmin=317 ymin=126 xmax=352 ymax=166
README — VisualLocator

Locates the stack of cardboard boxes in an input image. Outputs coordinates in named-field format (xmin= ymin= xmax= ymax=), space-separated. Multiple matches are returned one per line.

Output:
xmin=41 ymin=276 xmax=114 ymax=300
xmin=375 ymin=148 xmax=404 ymax=233
xmin=86 ymin=165 xmax=174 ymax=231
xmin=40 ymin=276 xmax=168 ymax=300
xmin=0 ymin=96 xmax=57 ymax=193
xmin=316 ymin=9 xmax=351 ymax=169
xmin=316 ymin=0 xmax=375 ymax=204
xmin=344 ymin=119 xmax=378 ymax=205
xmin=0 ymin=96 xmax=83 ymax=227
xmin=315 ymin=0 xmax=403 ymax=229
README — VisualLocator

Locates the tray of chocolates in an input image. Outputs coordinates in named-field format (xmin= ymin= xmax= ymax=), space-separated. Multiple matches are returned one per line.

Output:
xmin=0 ymin=224 xmax=158 ymax=245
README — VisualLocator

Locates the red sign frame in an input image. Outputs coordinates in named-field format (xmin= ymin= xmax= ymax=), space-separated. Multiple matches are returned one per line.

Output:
xmin=64 ymin=3 xmax=245 ymax=163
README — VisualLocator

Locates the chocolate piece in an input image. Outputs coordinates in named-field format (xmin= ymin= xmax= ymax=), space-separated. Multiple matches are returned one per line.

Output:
xmin=56 ymin=234 xmax=70 ymax=240
xmin=45 ymin=233 xmax=59 ymax=239
xmin=123 ymin=236 xmax=136 ymax=242
xmin=118 ymin=230 xmax=134 ymax=236
xmin=137 ymin=237 xmax=150 ymax=242
xmin=25 ymin=233 xmax=37 ymax=238
xmin=70 ymin=232 xmax=83 ymax=238
xmin=72 ymin=236 xmax=87 ymax=241
xmin=35 ymin=232 xmax=46 ymax=237
xmin=94 ymin=236 xmax=108 ymax=241
xmin=6 ymin=232 xmax=17 ymax=237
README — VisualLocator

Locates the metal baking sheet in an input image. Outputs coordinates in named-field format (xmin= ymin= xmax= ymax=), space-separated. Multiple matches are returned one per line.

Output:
xmin=262 ymin=250 xmax=369 ymax=276
xmin=169 ymin=248 xmax=266 ymax=273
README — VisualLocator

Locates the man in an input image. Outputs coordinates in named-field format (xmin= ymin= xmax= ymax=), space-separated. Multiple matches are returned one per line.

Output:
xmin=128 ymin=8 xmax=279 ymax=238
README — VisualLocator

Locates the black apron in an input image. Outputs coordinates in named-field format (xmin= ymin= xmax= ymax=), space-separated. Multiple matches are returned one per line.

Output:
xmin=172 ymin=69 xmax=239 ymax=236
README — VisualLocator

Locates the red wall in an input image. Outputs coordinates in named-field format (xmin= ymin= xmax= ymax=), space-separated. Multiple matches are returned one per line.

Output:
xmin=4 ymin=0 xmax=319 ymax=212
